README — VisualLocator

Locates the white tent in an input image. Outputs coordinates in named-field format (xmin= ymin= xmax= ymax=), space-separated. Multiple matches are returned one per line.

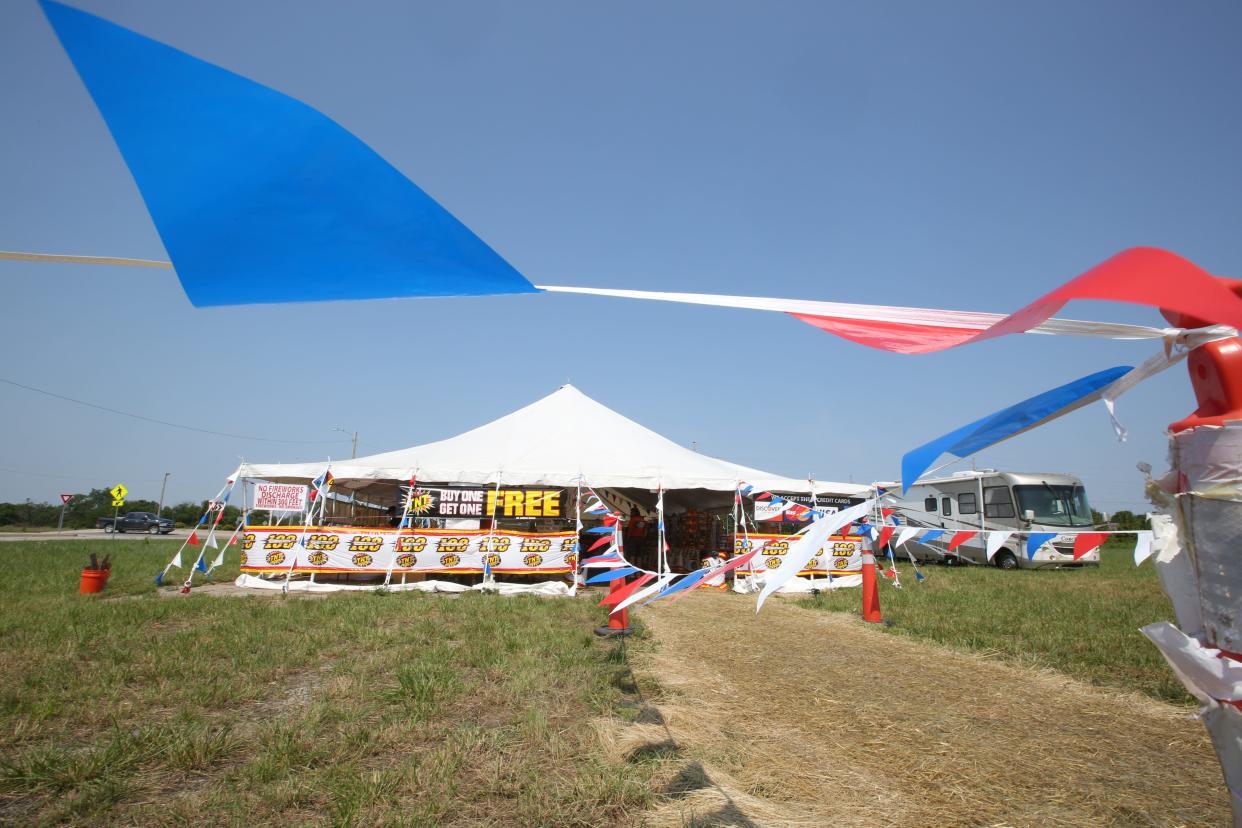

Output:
xmin=234 ymin=384 xmax=865 ymax=498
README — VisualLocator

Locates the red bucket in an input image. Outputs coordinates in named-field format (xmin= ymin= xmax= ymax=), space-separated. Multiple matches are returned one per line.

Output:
xmin=79 ymin=569 xmax=108 ymax=594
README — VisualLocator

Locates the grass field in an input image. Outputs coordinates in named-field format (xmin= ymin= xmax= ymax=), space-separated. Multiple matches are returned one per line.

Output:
xmin=0 ymin=540 xmax=653 ymax=826
xmin=796 ymin=539 xmax=1189 ymax=704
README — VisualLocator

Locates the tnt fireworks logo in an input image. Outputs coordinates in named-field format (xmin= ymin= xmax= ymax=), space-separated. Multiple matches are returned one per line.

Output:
xmin=352 ymin=553 xmax=374 ymax=567
xmin=407 ymin=489 xmax=434 ymax=515
xmin=807 ymin=557 xmax=819 ymax=569
xmin=765 ymin=556 xmax=782 ymax=569
xmin=523 ymin=553 xmax=543 ymax=567
xmin=833 ymin=558 xmax=849 ymax=570
xmin=307 ymin=551 xmax=329 ymax=566
xmin=265 ymin=550 xmax=286 ymax=566
xmin=482 ymin=553 xmax=502 ymax=569
xmin=395 ymin=553 xmax=416 ymax=568
xmin=440 ymin=553 xmax=462 ymax=568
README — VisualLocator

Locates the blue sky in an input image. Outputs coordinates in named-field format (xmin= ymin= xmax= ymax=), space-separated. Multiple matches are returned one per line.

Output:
xmin=2 ymin=0 xmax=1241 ymax=513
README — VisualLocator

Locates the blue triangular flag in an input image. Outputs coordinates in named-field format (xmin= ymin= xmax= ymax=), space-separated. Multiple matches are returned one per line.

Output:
xmin=154 ymin=571 xmax=164 ymax=586
xmin=914 ymin=570 xmax=925 ymax=583
xmin=643 ymin=569 xmax=710 ymax=604
xmin=1026 ymin=532 xmax=1057 ymax=560
xmin=585 ymin=526 xmax=614 ymax=534
xmin=195 ymin=555 xmax=207 ymax=573
xmin=919 ymin=529 xmax=945 ymax=544
xmin=39 ymin=0 xmax=536 ymax=307
xmin=586 ymin=566 xmax=638 ymax=584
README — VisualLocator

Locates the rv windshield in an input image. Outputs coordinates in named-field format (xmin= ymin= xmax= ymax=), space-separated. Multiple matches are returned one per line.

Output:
xmin=1013 ymin=484 xmax=1094 ymax=527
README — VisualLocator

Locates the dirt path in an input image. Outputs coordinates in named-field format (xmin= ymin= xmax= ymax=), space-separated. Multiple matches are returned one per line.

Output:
xmin=614 ymin=591 xmax=1229 ymax=827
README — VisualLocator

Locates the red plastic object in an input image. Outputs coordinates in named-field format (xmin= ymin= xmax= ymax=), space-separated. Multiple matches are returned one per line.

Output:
xmin=1161 ymin=278 xmax=1242 ymax=433
xmin=860 ymin=551 xmax=882 ymax=623
xmin=606 ymin=576 xmax=630 ymax=632
xmin=79 ymin=569 xmax=107 ymax=594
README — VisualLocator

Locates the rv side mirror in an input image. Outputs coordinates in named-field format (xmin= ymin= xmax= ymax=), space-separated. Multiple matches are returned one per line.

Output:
xmin=1023 ymin=509 xmax=1035 ymax=522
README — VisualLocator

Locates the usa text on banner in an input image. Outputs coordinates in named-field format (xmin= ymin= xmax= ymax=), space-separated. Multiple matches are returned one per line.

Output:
xmin=238 ymin=526 xmax=577 ymax=575
xmin=38 ymin=0 xmax=536 ymax=307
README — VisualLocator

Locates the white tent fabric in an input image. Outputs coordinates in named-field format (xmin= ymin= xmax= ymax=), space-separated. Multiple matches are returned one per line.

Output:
xmin=234 ymin=384 xmax=866 ymax=496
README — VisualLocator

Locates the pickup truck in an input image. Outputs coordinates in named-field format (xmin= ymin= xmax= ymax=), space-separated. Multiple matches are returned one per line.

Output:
xmin=97 ymin=512 xmax=175 ymax=534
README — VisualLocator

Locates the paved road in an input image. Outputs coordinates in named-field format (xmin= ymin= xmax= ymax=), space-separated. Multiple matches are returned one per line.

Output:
xmin=0 ymin=528 xmax=191 ymax=542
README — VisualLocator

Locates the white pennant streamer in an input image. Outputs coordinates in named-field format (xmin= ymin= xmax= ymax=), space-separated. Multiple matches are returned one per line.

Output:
xmin=1133 ymin=530 xmax=1155 ymax=566
xmin=893 ymin=526 xmax=921 ymax=548
xmin=757 ymin=499 xmax=876 ymax=613
xmin=986 ymin=531 xmax=1015 ymax=562
xmin=611 ymin=573 xmax=676 ymax=615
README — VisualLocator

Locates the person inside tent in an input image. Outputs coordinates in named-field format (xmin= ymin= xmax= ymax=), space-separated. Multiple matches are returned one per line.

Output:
xmin=703 ymin=551 xmax=730 ymax=590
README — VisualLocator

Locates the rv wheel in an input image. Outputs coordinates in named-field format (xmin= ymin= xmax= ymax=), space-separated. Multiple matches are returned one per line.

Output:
xmin=994 ymin=550 xmax=1018 ymax=570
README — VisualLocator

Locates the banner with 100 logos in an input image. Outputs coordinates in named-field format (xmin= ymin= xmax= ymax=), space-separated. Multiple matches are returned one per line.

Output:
xmin=734 ymin=532 xmax=864 ymax=575
xmin=239 ymin=526 xmax=578 ymax=575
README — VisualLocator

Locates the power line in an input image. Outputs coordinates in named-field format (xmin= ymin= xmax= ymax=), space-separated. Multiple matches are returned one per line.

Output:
xmin=0 ymin=377 xmax=347 ymax=445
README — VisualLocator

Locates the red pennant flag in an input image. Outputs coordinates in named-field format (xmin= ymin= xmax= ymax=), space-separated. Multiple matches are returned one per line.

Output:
xmin=881 ymin=508 xmax=895 ymax=518
xmin=187 ymin=531 xmax=200 ymax=546
xmin=884 ymin=567 xmax=897 ymax=579
xmin=1072 ymin=532 xmax=1109 ymax=560
xmin=229 ymin=535 xmax=238 ymax=546
xmin=602 ymin=514 xmax=619 ymax=526
xmin=587 ymin=535 xmax=613 ymax=552
xmin=877 ymin=525 xmax=895 ymax=549
xmin=598 ymin=572 xmax=655 ymax=607
xmin=947 ymin=530 xmax=978 ymax=551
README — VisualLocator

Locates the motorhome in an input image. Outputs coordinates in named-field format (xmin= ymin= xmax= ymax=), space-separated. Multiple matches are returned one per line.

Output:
xmin=888 ymin=470 xmax=1099 ymax=569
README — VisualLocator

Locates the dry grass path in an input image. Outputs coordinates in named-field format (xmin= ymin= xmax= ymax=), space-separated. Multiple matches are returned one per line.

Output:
xmin=615 ymin=592 xmax=1229 ymax=827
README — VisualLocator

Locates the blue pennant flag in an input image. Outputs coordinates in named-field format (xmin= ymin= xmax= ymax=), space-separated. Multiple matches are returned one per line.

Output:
xmin=914 ymin=570 xmax=925 ymax=583
xmin=154 ymin=571 xmax=163 ymax=586
xmin=644 ymin=569 xmax=710 ymax=604
xmin=586 ymin=566 xmax=638 ymax=584
xmin=195 ymin=555 xmax=208 ymax=573
xmin=919 ymin=529 xmax=945 ymax=544
xmin=585 ymin=526 xmax=614 ymax=535
xmin=1026 ymin=532 xmax=1057 ymax=560
xmin=39 ymin=0 xmax=537 ymax=307
xmin=899 ymin=366 xmax=1132 ymax=492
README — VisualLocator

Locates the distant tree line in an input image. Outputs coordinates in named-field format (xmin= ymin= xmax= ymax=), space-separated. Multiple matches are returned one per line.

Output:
xmin=1092 ymin=509 xmax=1151 ymax=531
xmin=0 ymin=487 xmax=243 ymax=530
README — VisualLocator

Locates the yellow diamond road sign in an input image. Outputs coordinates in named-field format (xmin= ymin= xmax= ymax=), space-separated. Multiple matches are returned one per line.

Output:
xmin=110 ymin=484 xmax=127 ymax=500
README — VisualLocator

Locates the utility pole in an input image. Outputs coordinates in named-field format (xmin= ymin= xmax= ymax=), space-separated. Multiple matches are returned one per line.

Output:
xmin=157 ymin=472 xmax=170 ymax=517
xmin=333 ymin=427 xmax=358 ymax=458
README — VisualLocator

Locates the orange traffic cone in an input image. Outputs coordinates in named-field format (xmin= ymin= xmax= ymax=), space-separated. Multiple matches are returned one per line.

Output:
xmin=861 ymin=550 xmax=882 ymax=623
xmin=595 ymin=575 xmax=632 ymax=637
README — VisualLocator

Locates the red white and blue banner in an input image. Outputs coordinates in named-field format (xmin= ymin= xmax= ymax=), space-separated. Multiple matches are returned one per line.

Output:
xmin=238 ymin=526 xmax=577 ymax=575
